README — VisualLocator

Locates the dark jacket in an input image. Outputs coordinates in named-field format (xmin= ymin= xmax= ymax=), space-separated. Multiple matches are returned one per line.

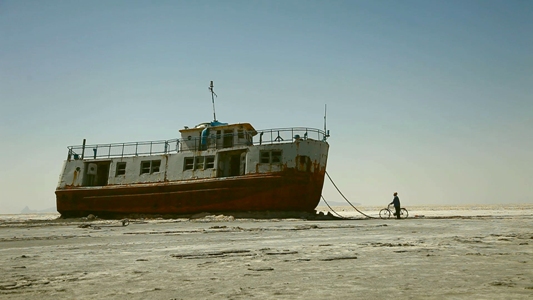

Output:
xmin=390 ymin=196 xmax=400 ymax=208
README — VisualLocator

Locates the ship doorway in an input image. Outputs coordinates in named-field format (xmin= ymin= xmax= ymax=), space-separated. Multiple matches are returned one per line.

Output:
xmin=83 ymin=161 xmax=111 ymax=186
xmin=217 ymin=150 xmax=246 ymax=178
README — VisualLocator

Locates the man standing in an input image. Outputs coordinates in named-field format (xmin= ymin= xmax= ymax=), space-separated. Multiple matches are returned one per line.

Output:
xmin=390 ymin=192 xmax=401 ymax=219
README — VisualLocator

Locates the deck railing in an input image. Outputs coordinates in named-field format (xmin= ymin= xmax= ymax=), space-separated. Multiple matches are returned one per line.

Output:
xmin=255 ymin=127 xmax=327 ymax=145
xmin=66 ymin=127 xmax=328 ymax=160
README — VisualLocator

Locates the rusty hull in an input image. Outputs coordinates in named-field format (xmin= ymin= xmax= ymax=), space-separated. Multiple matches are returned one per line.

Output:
xmin=56 ymin=169 xmax=325 ymax=218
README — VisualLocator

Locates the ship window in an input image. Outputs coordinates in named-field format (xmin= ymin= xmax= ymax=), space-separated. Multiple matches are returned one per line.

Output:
xmin=216 ymin=130 xmax=222 ymax=139
xmin=184 ymin=157 xmax=194 ymax=170
xmin=205 ymin=156 xmax=215 ymax=169
xmin=195 ymin=156 xmax=205 ymax=170
xmin=141 ymin=160 xmax=161 ymax=174
xmin=141 ymin=161 xmax=151 ymax=174
xmin=152 ymin=160 xmax=161 ymax=173
xmin=260 ymin=151 xmax=270 ymax=163
xmin=238 ymin=129 xmax=244 ymax=139
xmin=223 ymin=130 xmax=234 ymax=148
xmin=272 ymin=151 xmax=282 ymax=163
xmin=116 ymin=162 xmax=127 ymax=176
xmin=260 ymin=150 xmax=283 ymax=164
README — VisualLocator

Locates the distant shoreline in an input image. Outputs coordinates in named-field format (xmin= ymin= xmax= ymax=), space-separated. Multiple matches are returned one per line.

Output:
xmin=0 ymin=203 xmax=531 ymax=222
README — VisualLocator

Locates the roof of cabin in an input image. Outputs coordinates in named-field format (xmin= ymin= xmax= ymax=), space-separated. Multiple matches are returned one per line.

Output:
xmin=179 ymin=122 xmax=257 ymax=136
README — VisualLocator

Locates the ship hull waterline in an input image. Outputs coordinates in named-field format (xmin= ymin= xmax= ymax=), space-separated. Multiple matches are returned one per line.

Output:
xmin=56 ymin=170 xmax=325 ymax=218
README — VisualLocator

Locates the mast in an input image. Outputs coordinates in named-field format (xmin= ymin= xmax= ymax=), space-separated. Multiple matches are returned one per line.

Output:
xmin=209 ymin=81 xmax=218 ymax=121
xmin=323 ymin=104 xmax=327 ymax=134
xmin=323 ymin=104 xmax=330 ymax=141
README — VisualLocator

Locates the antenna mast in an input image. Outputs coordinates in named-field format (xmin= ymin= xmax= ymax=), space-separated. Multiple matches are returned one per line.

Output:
xmin=323 ymin=104 xmax=327 ymax=133
xmin=209 ymin=81 xmax=218 ymax=121
xmin=323 ymin=104 xmax=330 ymax=141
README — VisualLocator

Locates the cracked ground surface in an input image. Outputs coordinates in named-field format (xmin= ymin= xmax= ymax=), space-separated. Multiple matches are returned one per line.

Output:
xmin=1 ymin=212 xmax=532 ymax=299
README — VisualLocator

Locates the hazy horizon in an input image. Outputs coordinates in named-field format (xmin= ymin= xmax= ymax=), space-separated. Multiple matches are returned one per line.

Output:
xmin=1 ymin=0 xmax=532 ymax=214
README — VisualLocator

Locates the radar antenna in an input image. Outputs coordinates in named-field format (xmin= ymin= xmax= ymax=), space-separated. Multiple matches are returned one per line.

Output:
xmin=209 ymin=81 xmax=218 ymax=121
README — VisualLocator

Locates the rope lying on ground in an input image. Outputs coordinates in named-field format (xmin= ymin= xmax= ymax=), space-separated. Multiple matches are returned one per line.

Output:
xmin=78 ymin=219 xmax=130 ymax=229
xmin=324 ymin=171 xmax=376 ymax=219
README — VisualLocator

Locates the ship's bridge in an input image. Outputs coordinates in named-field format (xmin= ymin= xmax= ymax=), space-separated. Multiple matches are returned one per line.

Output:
xmin=179 ymin=121 xmax=257 ymax=152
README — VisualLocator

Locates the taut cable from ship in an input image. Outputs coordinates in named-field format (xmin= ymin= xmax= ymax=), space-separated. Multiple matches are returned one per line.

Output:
xmin=321 ymin=171 xmax=376 ymax=219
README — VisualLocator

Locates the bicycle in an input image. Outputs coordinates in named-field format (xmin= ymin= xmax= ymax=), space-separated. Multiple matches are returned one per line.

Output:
xmin=379 ymin=205 xmax=409 ymax=219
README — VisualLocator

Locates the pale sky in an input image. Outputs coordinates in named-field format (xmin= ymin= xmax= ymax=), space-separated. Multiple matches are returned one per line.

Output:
xmin=1 ymin=0 xmax=532 ymax=214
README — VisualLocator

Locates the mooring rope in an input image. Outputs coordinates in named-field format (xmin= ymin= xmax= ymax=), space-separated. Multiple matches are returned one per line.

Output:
xmin=325 ymin=171 xmax=376 ymax=219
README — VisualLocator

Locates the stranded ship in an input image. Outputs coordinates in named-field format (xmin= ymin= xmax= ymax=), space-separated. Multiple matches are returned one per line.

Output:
xmin=55 ymin=83 xmax=329 ymax=218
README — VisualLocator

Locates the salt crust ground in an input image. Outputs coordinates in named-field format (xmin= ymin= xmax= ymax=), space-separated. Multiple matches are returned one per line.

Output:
xmin=0 ymin=205 xmax=532 ymax=299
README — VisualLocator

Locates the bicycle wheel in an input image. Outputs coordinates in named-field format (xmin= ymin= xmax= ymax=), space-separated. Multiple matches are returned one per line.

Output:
xmin=379 ymin=209 xmax=391 ymax=219
xmin=399 ymin=208 xmax=409 ymax=219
